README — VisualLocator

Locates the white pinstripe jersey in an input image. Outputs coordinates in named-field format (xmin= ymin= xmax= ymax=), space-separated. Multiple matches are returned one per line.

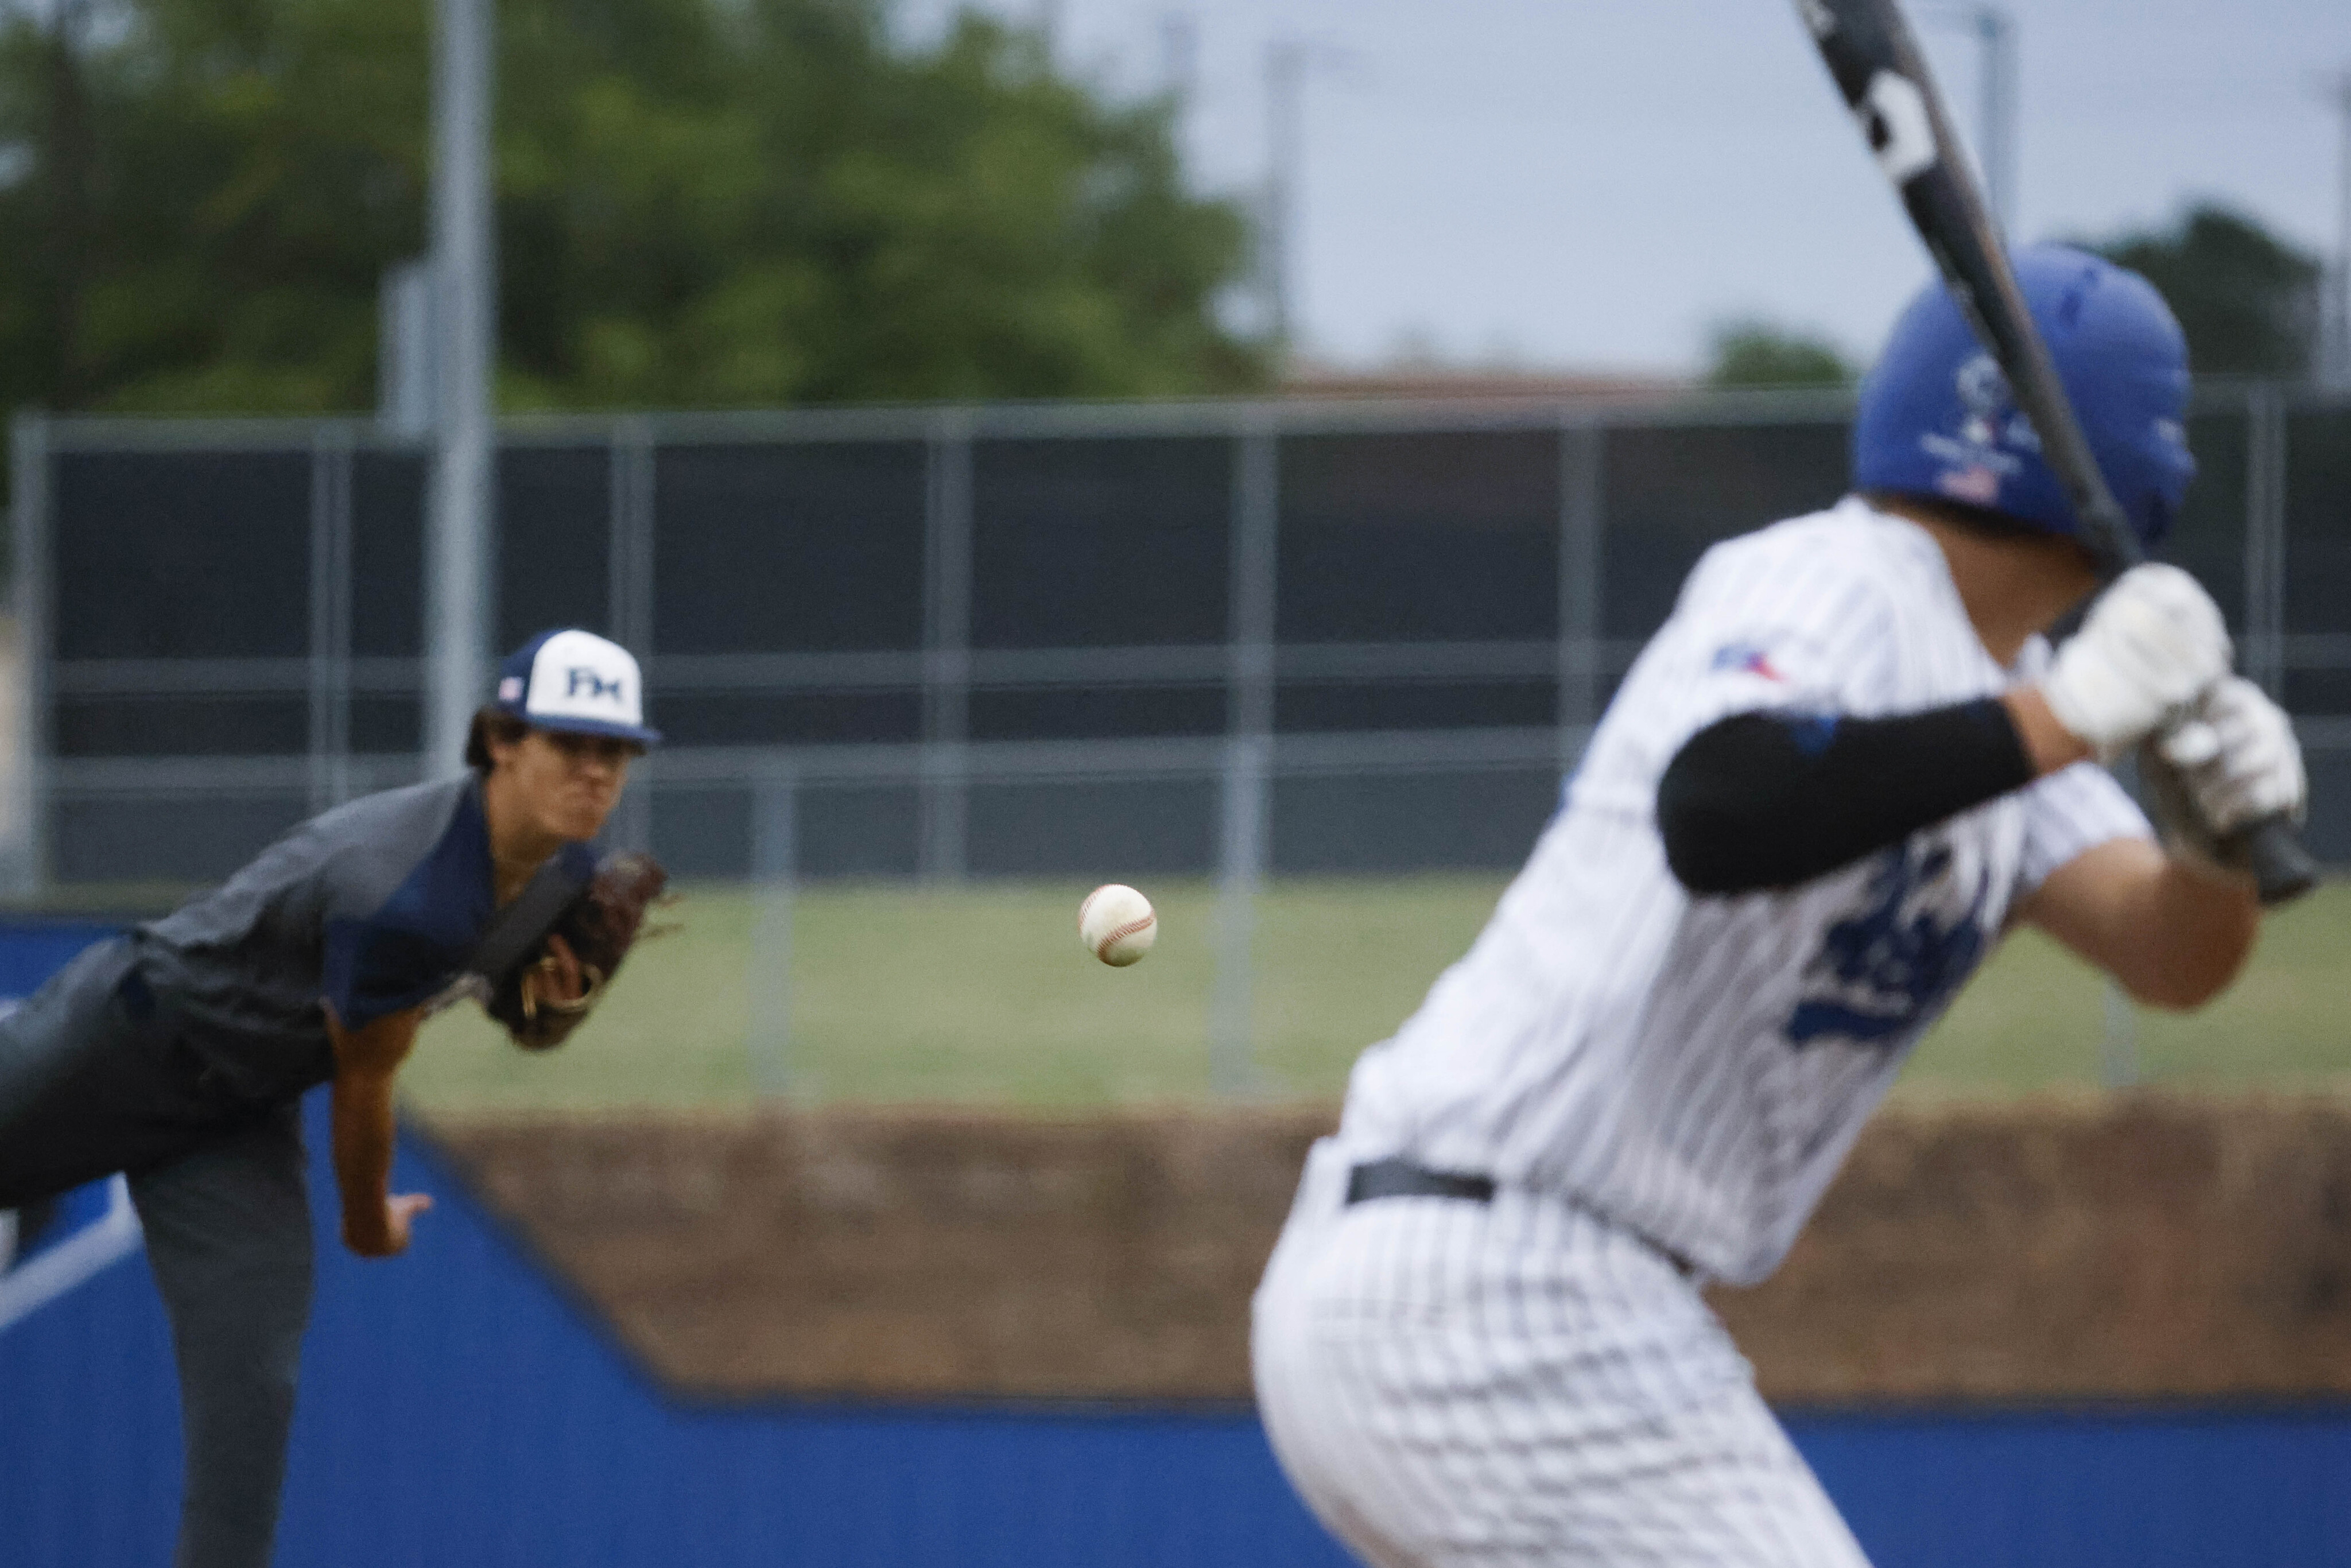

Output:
xmin=1338 ymin=497 xmax=2150 ymax=1287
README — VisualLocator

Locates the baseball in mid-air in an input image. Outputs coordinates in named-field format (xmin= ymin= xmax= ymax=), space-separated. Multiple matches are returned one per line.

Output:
xmin=1078 ymin=883 xmax=1157 ymax=967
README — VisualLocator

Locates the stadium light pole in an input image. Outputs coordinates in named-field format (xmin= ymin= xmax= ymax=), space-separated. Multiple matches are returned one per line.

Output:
xmin=1262 ymin=41 xmax=1303 ymax=352
xmin=2326 ymin=65 xmax=2351 ymax=387
xmin=1928 ymin=6 xmax=2018 ymax=236
xmin=1260 ymin=39 xmax=1349 ymax=359
xmin=1159 ymin=11 xmax=1198 ymax=100
xmin=425 ymin=0 xmax=496 ymax=777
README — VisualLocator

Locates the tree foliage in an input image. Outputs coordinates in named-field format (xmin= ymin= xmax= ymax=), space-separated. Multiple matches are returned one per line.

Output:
xmin=0 ymin=0 xmax=1265 ymax=428
xmin=1704 ymin=319 xmax=1853 ymax=390
xmin=2089 ymin=204 xmax=2322 ymax=380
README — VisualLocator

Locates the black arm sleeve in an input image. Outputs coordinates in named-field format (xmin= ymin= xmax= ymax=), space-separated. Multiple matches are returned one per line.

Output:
xmin=1655 ymin=698 xmax=2034 ymax=895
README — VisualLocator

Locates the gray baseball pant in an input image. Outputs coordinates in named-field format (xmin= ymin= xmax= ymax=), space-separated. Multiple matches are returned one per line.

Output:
xmin=0 ymin=937 xmax=313 ymax=1568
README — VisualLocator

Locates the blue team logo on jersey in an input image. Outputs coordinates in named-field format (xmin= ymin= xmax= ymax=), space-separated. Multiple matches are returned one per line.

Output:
xmin=1785 ymin=841 xmax=1988 ymax=1050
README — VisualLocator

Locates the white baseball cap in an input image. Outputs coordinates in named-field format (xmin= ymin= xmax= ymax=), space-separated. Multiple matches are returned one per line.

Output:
xmin=492 ymin=628 xmax=662 ymax=746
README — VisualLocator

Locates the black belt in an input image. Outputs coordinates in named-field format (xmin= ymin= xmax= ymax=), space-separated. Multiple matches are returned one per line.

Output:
xmin=1344 ymin=1158 xmax=1698 ymax=1279
xmin=1344 ymin=1157 xmax=1496 ymax=1206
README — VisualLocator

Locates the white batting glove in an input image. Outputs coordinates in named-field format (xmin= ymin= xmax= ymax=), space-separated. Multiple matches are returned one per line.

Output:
xmin=2154 ymin=676 xmax=2306 ymax=833
xmin=2039 ymin=564 xmax=2233 ymax=760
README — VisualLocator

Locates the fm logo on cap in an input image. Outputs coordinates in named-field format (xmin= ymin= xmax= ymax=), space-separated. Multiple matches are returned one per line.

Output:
xmin=498 ymin=628 xmax=662 ymax=745
xmin=567 ymin=667 xmax=624 ymax=703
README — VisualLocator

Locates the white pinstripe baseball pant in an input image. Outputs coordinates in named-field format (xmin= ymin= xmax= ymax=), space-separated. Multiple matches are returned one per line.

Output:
xmin=1252 ymin=1140 xmax=1872 ymax=1568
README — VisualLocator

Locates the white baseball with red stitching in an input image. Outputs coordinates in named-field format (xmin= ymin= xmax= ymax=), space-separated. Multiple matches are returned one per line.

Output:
xmin=1078 ymin=884 xmax=1157 ymax=967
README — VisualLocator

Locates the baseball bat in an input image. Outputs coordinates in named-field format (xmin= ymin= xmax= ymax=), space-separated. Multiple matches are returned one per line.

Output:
xmin=1792 ymin=0 xmax=2317 ymax=906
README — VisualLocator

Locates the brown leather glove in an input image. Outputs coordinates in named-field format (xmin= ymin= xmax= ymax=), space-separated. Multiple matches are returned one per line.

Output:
xmin=485 ymin=852 xmax=670 ymax=1051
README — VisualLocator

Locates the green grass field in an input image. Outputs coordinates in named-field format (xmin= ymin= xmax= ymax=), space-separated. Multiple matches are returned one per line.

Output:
xmin=395 ymin=875 xmax=2351 ymax=1115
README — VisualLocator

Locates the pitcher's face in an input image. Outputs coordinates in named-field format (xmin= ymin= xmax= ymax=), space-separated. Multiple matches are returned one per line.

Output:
xmin=492 ymin=728 xmax=637 ymax=843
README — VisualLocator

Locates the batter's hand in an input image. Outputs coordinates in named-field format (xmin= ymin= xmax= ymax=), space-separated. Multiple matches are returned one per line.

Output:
xmin=344 ymin=1192 xmax=434 ymax=1259
xmin=2040 ymin=564 xmax=2232 ymax=760
xmin=2142 ymin=677 xmax=2306 ymax=878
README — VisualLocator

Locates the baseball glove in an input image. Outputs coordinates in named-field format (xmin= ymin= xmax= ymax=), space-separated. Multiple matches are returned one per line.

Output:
xmin=485 ymin=851 xmax=671 ymax=1051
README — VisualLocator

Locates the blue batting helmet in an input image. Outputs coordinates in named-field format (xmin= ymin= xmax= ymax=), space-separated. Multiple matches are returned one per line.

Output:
xmin=1851 ymin=244 xmax=2195 ymax=553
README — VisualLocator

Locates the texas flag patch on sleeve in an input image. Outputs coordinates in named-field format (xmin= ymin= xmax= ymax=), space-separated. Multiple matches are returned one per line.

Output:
xmin=1710 ymin=642 xmax=1785 ymax=681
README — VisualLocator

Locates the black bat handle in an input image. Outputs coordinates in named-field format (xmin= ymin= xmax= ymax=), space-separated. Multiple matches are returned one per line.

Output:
xmin=2237 ymin=815 xmax=2318 ymax=907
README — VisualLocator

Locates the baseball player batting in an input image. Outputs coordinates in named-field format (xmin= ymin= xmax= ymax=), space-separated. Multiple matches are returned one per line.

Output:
xmin=1251 ymin=249 xmax=2306 ymax=1566
xmin=0 ymin=628 xmax=667 ymax=1568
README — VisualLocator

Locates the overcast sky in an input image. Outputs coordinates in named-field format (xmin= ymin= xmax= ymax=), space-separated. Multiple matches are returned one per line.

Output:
xmin=905 ymin=0 xmax=2350 ymax=376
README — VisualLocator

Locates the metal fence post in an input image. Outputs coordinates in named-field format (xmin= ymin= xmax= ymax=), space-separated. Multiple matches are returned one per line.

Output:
xmin=1212 ymin=417 xmax=1278 ymax=1097
xmin=6 ymin=413 xmax=48 ymax=896
xmin=2243 ymin=385 xmax=2288 ymax=700
xmin=2098 ymin=981 xmax=2140 ymax=1089
xmin=608 ymin=418 xmax=658 ymax=852
xmin=1213 ymin=734 xmax=1270 ymax=1095
xmin=921 ymin=413 xmax=973 ymax=882
xmin=1557 ymin=417 xmax=1605 ymax=768
xmin=307 ymin=425 xmax=355 ymax=814
xmin=748 ymin=767 xmax=799 ymax=1098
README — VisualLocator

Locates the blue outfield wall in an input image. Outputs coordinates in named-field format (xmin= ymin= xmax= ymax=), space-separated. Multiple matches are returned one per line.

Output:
xmin=3 ymin=1089 xmax=1348 ymax=1568
xmin=4 ymin=923 xmax=2351 ymax=1568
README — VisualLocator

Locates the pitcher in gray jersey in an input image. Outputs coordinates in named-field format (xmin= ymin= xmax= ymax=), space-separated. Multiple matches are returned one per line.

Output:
xmin=0 ymin=628 xmax=658 ymax=1568
xmin=1252 ymin=251 xmax=2305 ymax=1566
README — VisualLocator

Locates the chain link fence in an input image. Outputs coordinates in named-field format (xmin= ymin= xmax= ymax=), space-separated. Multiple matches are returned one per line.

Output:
xmin=9 ymin=385 xmax=2348 ymax=1100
